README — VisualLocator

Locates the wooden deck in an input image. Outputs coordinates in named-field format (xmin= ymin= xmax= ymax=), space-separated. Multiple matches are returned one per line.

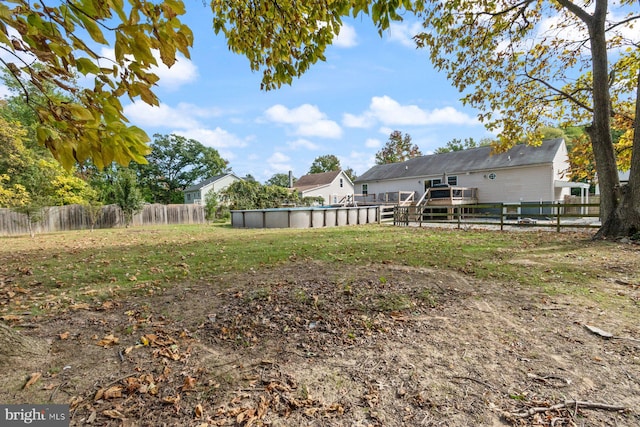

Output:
xmin=419 ymin=186 xmax=478 ymax=206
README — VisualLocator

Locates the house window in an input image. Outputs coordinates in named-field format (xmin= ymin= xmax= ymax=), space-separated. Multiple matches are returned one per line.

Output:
xmin=187 ymin=194 xmax=191 ymax=200
xmin=488 ymin=172 xmax=497 ymax=180
xmin=339 ymin=178 xmax=343 ymax=188
xmin=447 ymin=175 xmax=458 ymax=186
xmin=426 ymin=178 xmax=442 ymax=189
xmin=362 ymin=184 xmax=368 ymax=196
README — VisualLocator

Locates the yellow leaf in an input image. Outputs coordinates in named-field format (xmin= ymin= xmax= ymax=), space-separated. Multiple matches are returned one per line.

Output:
xmin=97 ymin=334 xmax=119 ymax=347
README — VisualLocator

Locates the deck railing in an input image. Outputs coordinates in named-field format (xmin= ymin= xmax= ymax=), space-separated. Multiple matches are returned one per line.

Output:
xmin=418 ymin=187 xmax=478 ymax=206
xmin=390 ymin=201 xmax=601 ymax=232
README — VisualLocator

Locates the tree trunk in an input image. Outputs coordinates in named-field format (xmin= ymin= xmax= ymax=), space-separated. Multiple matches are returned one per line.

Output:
xmin=595 ymin=68 xmax=640 ymax=239
xmin=585 ymin=0 xmax=629 ymax=238
xmin=0 ymin=322 xmax=49 ymax=366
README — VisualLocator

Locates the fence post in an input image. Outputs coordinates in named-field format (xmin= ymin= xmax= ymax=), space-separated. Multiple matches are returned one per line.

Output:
xmin=556 ymin=201 xmax=561 ymax=232
xmin=500 ymin=203 xmax=504 ymax=231
xmin=457 ymin=207 xmax=461 ymax=229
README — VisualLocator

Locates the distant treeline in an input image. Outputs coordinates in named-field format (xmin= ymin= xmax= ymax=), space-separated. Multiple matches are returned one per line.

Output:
xmin=0 ymin=204 xmax=207 ymax=236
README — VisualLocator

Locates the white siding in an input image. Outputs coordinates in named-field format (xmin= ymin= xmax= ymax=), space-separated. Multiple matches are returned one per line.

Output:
xmin=185 ymin=174 xmax=241 ymax=204
xmin=302 ymin=172 xmax=354 ymax=204
xmin=201 ymin=175 xmax=240 ymax=203
xmin=361 ymin=165 xmax=568 ymax=204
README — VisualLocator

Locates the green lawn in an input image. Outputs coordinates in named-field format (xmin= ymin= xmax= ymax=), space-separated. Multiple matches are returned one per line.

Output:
xmin=1 ymin=224 xmax=636 ymax=318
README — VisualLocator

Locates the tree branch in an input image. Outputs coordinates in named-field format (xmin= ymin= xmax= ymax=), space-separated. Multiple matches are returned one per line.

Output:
xmin=511 ymin=400 xmax=627 ymax=418
xmin=555 ymin=0 xmax=593 ymax=26
xmin=519 ymin=70 xmax=594 ymax=113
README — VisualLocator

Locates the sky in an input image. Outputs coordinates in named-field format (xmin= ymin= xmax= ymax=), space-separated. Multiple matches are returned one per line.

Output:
xmin=0 ymin=6 xmax=496 ymax=183
xmin=117 ymin=7 xmax=496 ymax=183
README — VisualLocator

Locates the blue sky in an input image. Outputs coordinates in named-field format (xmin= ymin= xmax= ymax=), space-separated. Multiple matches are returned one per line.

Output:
xmin=2 ymin=4 xmax=638 ymax=184
xmin=120 ymin=9 xmax=495 ymax=183
xmin=0 ymin=7 xmax=495 ymax=183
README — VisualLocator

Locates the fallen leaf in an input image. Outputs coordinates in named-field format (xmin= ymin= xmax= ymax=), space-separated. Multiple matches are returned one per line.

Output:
xmin=181 ymin=376 xmax=197 ymax=391
xmin=162 ymin=395 xmax=180 ymax=405
xmin=97 ymin=334 xmax=119 ymax=347
xmin=194 ymin=404 xmax=203 ymax=418
xmin=59 ymin=331 xmax=70 ymax=340
xmin=104 ymin=386 xmax=123 ymax=399
xmin=23 ymin=372 xmax=42 ymax=389
xmin=102 ymin=409 xmax=125 ymax=420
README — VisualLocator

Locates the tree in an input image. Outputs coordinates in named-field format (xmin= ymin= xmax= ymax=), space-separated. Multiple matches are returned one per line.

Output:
xmin=211 ymin=1 xmax=403 ymax=90
xmin=434 ymin=138 xmax=491 ymax=154
xmin=266 ymin=173 xmax=295 ymax=188
xmin=1 ymin=0 xmax=193 ymax=169
xmin=343 ymin=168 xmax=357 ymax=182
xmin=413 ymin=1 xmax=639 ymax=238
xmin=113 ymin=168 xmax=144 ymax=227
xmin=222 ymin=180 xmax=317 ymax=210
xmin=0 ymin=321 xmax=49 ymax=366
xmin=375 ymin=130 xmax=422 ymax=164
xmin=309 ymin=155 xmax=341 ymax=174
xmin=134 ymin=134 xmax=229 ymax=204
xmin=204 ymin=191 xmax=231 ymax=221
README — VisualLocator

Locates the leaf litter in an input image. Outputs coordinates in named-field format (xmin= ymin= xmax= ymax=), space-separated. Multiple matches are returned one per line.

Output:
xmin=0 ymin=259 xmax=639 ymax=426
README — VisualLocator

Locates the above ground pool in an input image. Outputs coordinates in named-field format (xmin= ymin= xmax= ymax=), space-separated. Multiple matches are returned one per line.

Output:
xmin=231 ymin=206 xmax=379 ymax=229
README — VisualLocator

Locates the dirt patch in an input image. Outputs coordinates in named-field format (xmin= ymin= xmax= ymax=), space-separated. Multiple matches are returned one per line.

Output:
xmin=2 ymin=261 xmax=639 ymax=426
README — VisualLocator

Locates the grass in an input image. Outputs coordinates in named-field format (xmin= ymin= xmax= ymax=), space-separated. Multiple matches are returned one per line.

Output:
xmin=1 ymin=223 xmax=637 ymax=317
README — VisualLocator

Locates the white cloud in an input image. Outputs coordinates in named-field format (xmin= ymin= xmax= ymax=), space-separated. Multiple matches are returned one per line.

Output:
xmin=123 ymin=102 xmax=221 ymax=129
xmin=342 ymin=112 xmax=375 ymax=128
xmin=378 ymin=126 xmax=394 ymax=136
xmin=172 ymin=127 xmax=248 ymax=150
xmin=264 ymin=104 xmax=342 ymax=138
xmin=268 ymin=152 xmax=290 ymax=163
xmin=265 ymin=152 xmax=293 ymax=175
xmin=386 ymin=21 xmax=423 ymax=48
xmin=365 ymin=138 xmax=381 ymax=148
xmin=344 ymin=150 xmax=376 ymax=176
xmin=153 ymin=55 xmax=198 ymax=90
xmin=297 ymin=120 xmax=342 ymax=138
xmin=123 ymin=101 xmax=249 ymax=161
xmin=288 ymin=138 xmax=320 ymax=150
xmin=334 ymin=24 xmax=358 ymax=48
xmin=368 ymin=96 xmax=479 ymax=126
xmin=100 ymin=47 xmax=197 ymax=91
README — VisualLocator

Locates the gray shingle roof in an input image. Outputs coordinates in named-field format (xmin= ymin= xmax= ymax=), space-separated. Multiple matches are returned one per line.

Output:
xmin=354 ymin=139 xmax=564 ymax=183
xmin=185 ymin=174 xmax=231 ymax=192
xmin=293 ymin=170 xmax=342 ymax=191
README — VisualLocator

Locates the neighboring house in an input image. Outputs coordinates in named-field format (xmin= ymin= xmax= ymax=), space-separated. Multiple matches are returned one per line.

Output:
xmin=355 ymin=138 xmax=587 ymax=205
xmin=594 ymin=170 xmax=630 ymax=195
xmin=184 ymin=173 xmax=241 ymax=204
xmin=293 ymin=170 xmax=355 ymax=205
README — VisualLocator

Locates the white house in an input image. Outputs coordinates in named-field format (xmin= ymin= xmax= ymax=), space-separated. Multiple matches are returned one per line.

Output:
xmin=293 ymin=170 xmax=355 ymax=205
xmin=184 ymin=173 xmax=241 ymax=204
xmin=355 ymin=138 xmax=587 ymax=205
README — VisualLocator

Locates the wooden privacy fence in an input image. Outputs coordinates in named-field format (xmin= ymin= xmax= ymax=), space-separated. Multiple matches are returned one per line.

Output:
xmin=391 ymin=202 xmax=601 ymax=232
xmin=0 ymin=203 xmax=207 ymax=236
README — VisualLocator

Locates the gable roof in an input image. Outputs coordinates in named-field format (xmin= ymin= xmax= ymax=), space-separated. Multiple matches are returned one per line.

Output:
xmin=355 ymin=138 xmax=565 ymax=183
xmin=185 ymin=173 xmax=238 ymax=192
xmin=293 ymin=170 xmax=346 ymax=192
